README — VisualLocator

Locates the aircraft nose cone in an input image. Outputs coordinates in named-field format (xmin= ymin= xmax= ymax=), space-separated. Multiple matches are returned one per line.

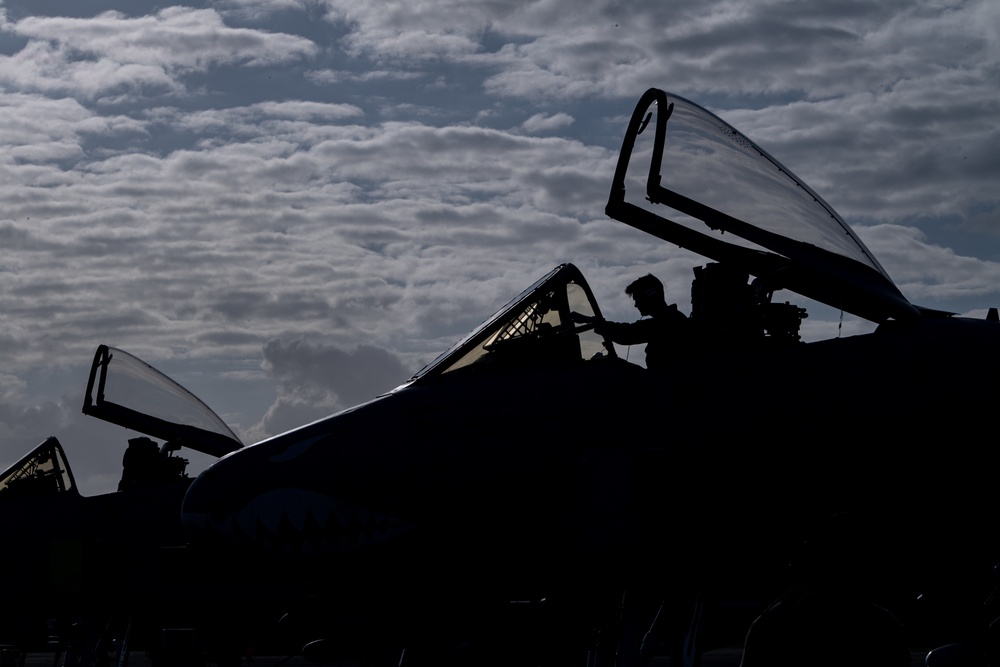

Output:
xmin=181 ymin=448 xmax=259 ymax=541
xmin=181 ymin=432 xmax=413 ymax=557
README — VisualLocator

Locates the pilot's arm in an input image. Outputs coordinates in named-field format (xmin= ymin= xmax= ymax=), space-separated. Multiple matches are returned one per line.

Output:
xmin=595 ymin=318 xmax=657 ymax=345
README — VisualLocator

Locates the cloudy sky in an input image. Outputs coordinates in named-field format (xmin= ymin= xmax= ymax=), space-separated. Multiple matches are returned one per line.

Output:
xmin=1 ymin=0 xmax=998 ymax=493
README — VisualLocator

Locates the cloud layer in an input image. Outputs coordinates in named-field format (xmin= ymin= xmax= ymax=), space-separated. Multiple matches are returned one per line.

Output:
xmin=1 ymin=0 xmax=998 ymax=492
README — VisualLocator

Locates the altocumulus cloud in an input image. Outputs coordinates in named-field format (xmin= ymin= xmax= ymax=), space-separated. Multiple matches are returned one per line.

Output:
xmin=521 ymin=112 xmax=574 ymax=134
xmin=0 ymin=7 xmax=317 ymax=98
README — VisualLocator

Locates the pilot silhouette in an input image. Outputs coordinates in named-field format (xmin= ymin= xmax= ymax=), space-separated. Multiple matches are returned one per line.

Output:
xmin=595 ymin=274 xmax=689 ymax=370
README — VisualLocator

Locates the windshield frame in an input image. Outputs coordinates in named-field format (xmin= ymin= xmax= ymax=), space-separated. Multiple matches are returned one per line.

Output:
xmin=410 ymin=263 xmax=616 ymax=382
xmin=0 ymin=437 xmax=78 ymax=498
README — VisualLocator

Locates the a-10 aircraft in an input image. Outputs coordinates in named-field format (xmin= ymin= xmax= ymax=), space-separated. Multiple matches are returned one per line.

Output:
xmin=3 ymin=88 xmax=998 ymax=666
xmin=0 ymin=346 xmax=245 ymax=663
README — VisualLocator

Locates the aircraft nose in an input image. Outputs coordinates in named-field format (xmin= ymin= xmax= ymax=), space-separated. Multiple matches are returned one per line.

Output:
xmin=181 ymin=446 xmax=266 ymax=543
xmin=181 ymin=433 xmax=412 ymax=557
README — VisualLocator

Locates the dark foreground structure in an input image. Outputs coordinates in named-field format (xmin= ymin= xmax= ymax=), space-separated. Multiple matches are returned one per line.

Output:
xmin=3 ymin=89 xmax=999 ymax=667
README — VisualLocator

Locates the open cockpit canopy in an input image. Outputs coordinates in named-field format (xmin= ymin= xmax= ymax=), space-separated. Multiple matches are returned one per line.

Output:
xmin=83 ymin=345 xmax=242 ymax=458
xmin=606 ymin=88 xmax=918 ymax=324
xmin=412 ymin=264 xmax=615 ymax=381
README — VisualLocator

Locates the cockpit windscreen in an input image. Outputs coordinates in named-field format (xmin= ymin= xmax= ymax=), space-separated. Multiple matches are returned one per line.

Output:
xmin=412 ymin=264 xmax=614 ymax=380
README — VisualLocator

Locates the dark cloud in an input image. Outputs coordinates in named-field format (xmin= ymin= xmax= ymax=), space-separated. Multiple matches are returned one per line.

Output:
xmin=263 ymin=337 xmax=410 ymax=404
xmin=255 ymin=337 xmax=411 ymax=436
xmin=210 ymin=290 xmax=333 ymax=322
